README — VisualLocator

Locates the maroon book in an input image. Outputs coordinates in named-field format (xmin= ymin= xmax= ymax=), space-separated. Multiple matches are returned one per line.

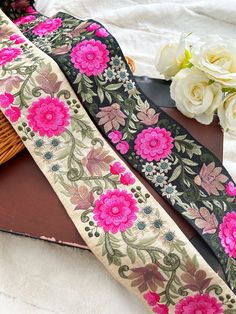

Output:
xmin=0 ymin=107 xmax=223 ymax=249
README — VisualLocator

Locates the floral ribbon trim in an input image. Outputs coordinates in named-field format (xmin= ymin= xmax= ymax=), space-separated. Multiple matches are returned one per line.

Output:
xmin=0 ymin=9 xmax=236 ymax=313
xmin=5 ymin=6 xmax=236 ymax=290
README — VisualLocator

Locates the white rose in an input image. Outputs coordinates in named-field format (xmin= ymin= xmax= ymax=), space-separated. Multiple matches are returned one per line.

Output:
xmin=191 ymin=35 xmax=236 ymax=86
xmin=218 ymin=92 xmax=236 ymax=132
xmin=155 ymin=39 xmax=186 ymax=80
xmin=170 ymin=67 xmax=222 ymax=124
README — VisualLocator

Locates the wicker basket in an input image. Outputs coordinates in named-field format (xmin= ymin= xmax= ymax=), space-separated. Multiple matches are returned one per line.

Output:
xmin=0 ymin=56 xmax=136 ymax=165
xmin=0 ymin=110 xmax=25 ymax=165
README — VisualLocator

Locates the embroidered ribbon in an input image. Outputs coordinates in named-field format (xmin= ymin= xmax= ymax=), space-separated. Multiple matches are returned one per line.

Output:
xmin=4 ymin=5 xmax=236 ymax=291
xmin=0 ymin=10 xmax=236 ymax=314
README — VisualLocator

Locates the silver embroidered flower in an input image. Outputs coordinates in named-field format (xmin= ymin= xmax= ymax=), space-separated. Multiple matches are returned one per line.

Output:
xmin=161 ymin=183 xmax=177 ymax=199
xmin=116 ymin=68 xmax=129 ymax=82
xmin=110 ymin=55 xmax=123 ymax=69
xmin=142 ymin=162 xmax=157 ymax=176
xmin=103 ymin=67 xmax=116 ymax=82
xmin=152 ymin=172 xmax=168 ymax=187
xmin=124 ymin=80 xmax=137 ymax=96
xmin=156 ymin=159 xmax=172 ymax=173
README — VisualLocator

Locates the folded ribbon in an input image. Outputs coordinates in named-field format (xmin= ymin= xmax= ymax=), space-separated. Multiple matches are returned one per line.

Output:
xmin=3 ymin=3 xmax=236 ymax=290
xmin=0 ymin=9 xmax=236 ymax=313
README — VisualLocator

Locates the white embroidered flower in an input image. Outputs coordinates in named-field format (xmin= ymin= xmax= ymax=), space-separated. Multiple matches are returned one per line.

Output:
xmin=103 ymin=67 xmax=116 ymax=82
xmin=124 ymin=80 xmax=137 ymax=96
xmin=155 ymin=37 xmax=186 ymax=80
xmin=110 ymin=55 xmax=123 ymax=69
xmin=152 ymin=172 xmax=168 ymax=187
xmin=170 ymin=67 xmax=222 ymax=124
xmin=191 ymin=35 xmax=236 ymax=86
xmin=116 ymin=68 xmax=129 ymax=82
xmin=218 ymin=92 xmax=236 ymax=132
xmin=161 ymin=183 xmax=177 ymax=199
xmin=142 ymin=162 xmax=157 ymax=176
xmin=156 ymin=159 xmax=172 ymax=173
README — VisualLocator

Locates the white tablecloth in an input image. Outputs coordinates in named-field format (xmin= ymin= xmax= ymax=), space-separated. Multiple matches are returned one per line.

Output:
xmin=1 ymin=1 xmax=235 ymax=313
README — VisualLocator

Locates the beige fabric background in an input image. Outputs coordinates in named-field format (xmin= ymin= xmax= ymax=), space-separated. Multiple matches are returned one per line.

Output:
xmin=0 ymin=1 xmax=235 ymax=313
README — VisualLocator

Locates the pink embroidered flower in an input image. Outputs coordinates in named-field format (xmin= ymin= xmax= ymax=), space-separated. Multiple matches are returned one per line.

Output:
xmin=153 ymin=304 xmax=169 ymax=314
xmin=175 ymin=293 xmax=224 ymax=314
xmin=225 ymin=181 xmax=236 ymax=197
xmin=95 ymin=28 xmax=109 ymax=37
xmin=32 ymin=18 xmax=62 ymax=36
xmin=219 ymin=212 xmax=236 ymax=258
xmin=0 ymin=47 xmax=22 ymax=67
xmin=5 ymin=106 xmax=21 ymax=122
xmin=0 ymin=92 xmax=14 ymax=108
xmin=134 ymin=127 xmax=174 ymax=162
xmin=27 ymin=96 xmax=70 ymax=137
xmin=25 ymin=6 xmax=37 ymax=14
xmin=96 ymin=103 xmax=127 ymax=133
xmin=87 ymin=23 xmax=100 ymax=31
xmin=194 ymin=162 xmax=228 ymax=196
xmin=120 ymin=172 xmax=135 ymax=186
xmin=144 ymin=291 xmax=160 ymax=306
xmin=110 ymin=161 xmax=125 ymax=175
xmin=14 ymin=15 xmax=36 ymax=26
xmin=93 ymin=189 xmax=138 ymax=233
xmin=108 ymin=130 xmax=122 ymax=143
xmin=9 ymin=34 xmax=25 ymax=44
xmin=116 ymin=141 xmax=129 ymax=154
xmin=70 ymin=39 xmax=109 ymax=76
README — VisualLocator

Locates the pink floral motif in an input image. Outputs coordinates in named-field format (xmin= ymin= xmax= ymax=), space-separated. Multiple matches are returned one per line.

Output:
xmin=9 ymin=34 xmax=25 ymax=44
xmin=25 ymin=6 xmax=37 ymax=14
xmin=108 ymin=130 xmax=122 ymax=143
xmin=110 ymin=161 xmax=125 ymax=175
xmin=134 ymin=127 xmax=174 ymax=162
xmin=153 ymin=304 xmax=169 ymax=314
xmin=27 ymin=96 xmax=70 ymax=137
xmin=32 ymin=18 xmax=62 ymax=36
xmin=70 ymin=39 xmax=109 ymax=76
xmin=96 ymin=103 xmax=127 ymax=133
xmin=0 ymin=47 xmax=22 ymax=67
xmin=0 ymin=76 xmax=23 ymax=92
xmin=87 ymin=23 xmax=100 ymax=31
xmin=120 ymin=172 xmax=135 ymax=186
xmin=194 ymin=162 xmax=228 ymax=196
xmin=137 ymin=102 xmax=160 ymax=126
xmin=219 ymin=212 xmax=236 ymax=258
xmin=187 ymin=207 xmax=218 ymax=235
xmin=225 ymin=181 xmax=236 ymax=197
xmin=0 ymin=92 xmax=14 ymax=108
xmin=5 ymin=106 xmax=21 ymax=122
xmin=14 ymin=15 xmax=36 ymax=26
xmin=116 ymin=141 xmax=129 ymax=154
xmin=174 ymin=293 xmax=224 ymax=314
xmin=95 ymin=28 xmax=109 ymax=38
xmin=143 ymin=291 xmax=160 ymax=306
xmin=93 ymin=189 xmax=138 ymax=233
xmin=69 ymin=186 xmax=94 ymax=210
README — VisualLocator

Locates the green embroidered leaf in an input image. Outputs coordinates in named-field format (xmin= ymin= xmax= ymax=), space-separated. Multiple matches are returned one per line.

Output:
xmin=182 ymin=158 xmax=198 ymax=166
xmin=168 ymin=165 xmax=182 ymax=182
xmin=74 ymin=73 xmax=82 ymax=84
xmin=97 ymin=87 xmax=104 ymax=103
xmin=105 ymin=91 xmax=112 ymax=103
xmin=127 ymin=246 xmax=136 ymax=263
xmin=136 ymin=249 xmax=146 ymax=264
xmin=106 ymin=82 xmax=123 ymax=91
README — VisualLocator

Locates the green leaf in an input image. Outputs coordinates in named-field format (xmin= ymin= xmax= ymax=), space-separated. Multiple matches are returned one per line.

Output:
xmin=127 ymin=246 xmax=136 ymax=263
xmin=97 ymin=87 xmax=104 ymax=103
xmin=105 ymin=91 xmax=112 ymax=103
xmin=136 ymin=249 xmax=146 ymax=264
xmin=74 ymin=73 xmax=82 ymax=84
xmin=182 ymin=158 xmax=198 ymax=166
xmin=106 ymin=82 xmax=123 ymax=91
xmin=168 ymin=165 xmax=182 ymax=182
